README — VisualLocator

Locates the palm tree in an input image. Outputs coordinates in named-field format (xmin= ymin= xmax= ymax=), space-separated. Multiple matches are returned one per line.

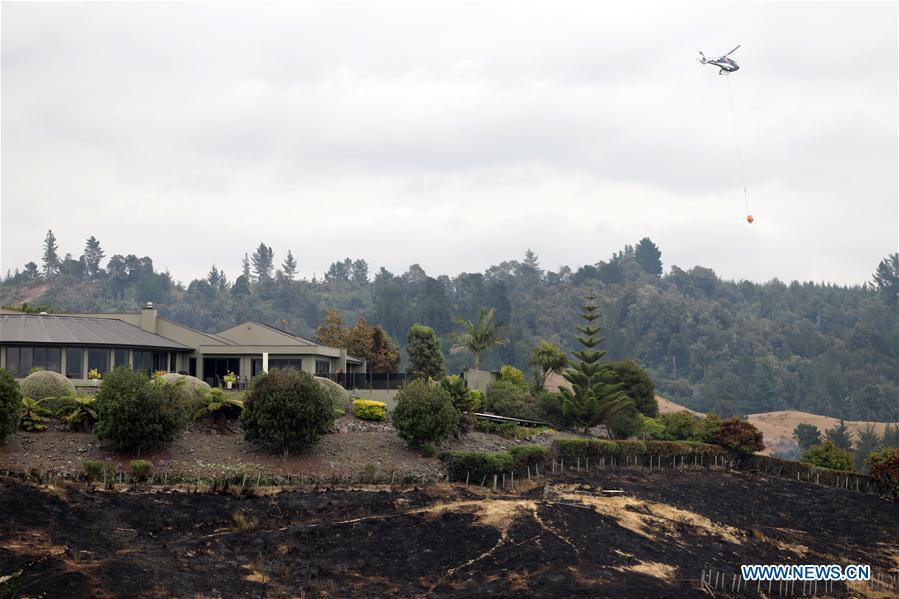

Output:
xmin=529 ymin=341 xmax=568 ymax=389
xmin=451 ymin=308 xmax=507 ymax=370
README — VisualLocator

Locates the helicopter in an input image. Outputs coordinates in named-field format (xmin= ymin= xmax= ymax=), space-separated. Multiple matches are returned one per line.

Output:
xmin=699 ymin=45 xmax=740 ymax=75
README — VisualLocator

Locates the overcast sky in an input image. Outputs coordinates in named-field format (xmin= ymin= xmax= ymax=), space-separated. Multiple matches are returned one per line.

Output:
xmin=2 ymin=1 xmax=896 ymax=286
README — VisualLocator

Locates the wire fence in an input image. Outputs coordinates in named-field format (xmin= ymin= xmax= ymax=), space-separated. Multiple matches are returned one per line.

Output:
xmin=321 ymin=372 xmax=408 ymax=390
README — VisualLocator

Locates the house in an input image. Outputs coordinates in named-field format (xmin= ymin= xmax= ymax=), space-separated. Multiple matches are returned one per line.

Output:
xmin=0 ymin=304 xmax=365 ymax=386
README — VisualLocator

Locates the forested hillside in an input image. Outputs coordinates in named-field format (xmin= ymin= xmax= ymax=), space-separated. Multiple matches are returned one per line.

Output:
xmin=3 ymin=233 xmax=897 ymax=421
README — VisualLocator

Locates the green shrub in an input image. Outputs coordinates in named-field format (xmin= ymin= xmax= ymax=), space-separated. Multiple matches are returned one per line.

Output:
xmin=93 ymin=367 xmax=189 ymax=453
xmin=56 ymin=396 xmax=98 ymax=432
xmin=353 ymin=399 xmax=387 ymax=421
xmin=498 ymin=365 xmax=526 ymax=388
xmin=607 ymin=360 xmax=658 ymax=416
xmin=616 ymin=439 xmax=648 ymax=457
xmin=476 ymin=420 xmax=553 ymax=439
xmin=468 ymin=390 xmax=484 ymax=412
xmin=0 ymin=369 xmax=21 ymax=442
xmin=655 ymin=410 xmax=701 ymax=441
xmin=553 ymin=438 xmax=621 ymax=462
xmin=864 ymin=447 xmax=899 ymax=494
xmin=644 ymin=440 xmax=726 ymax=458
xmin=20 ymin=370 xmax=75 ymax=401
xmin=494 ymin=423 xmax=520 ymax=439
xmin=242 ymin=369 xmax=334 ymax=455
xmin=362 ymin=462 xmax=381 ymax=483
xmin=315 ymin=376 xmax=350 ymax=413
xmin=440 ymin=450 xmax=514 ymax=482
xmin=129 ymin=459 xmax=153 ymax=481
xmin=83 ymin=460 xmax=105 ymax=481
xmin=605 ymin=405 xmax=643 ymax=439
xmin=441 ymin=445 xmax=548 ymax=482
xmin=637 ymin=414 xmax=666 ymax=439
xmin=802 ymin=441 xmax=853 ymax=471
xmin=713 ymin=418 xmax=765 ymax=454
xmin=680 ymin=440 xmax=728 ymax=457
xmin=392 ymin=380 xmax=458 ymax=448
xmin=485 ymin=381 xmax=541 ymax=421
xmin=698 ymin=413 xmax=722 ymax=443
xmin=19 ymin=398 xmax=51 ymax=431
xmin=508 ymin=445 xmax=549 ymax=470
xmin=537 ymin=391 xmax=575 ymax=430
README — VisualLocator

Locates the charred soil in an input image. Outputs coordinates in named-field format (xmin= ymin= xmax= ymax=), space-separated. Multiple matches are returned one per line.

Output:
xmin=0 ymin=469 xmax=896 ymax=598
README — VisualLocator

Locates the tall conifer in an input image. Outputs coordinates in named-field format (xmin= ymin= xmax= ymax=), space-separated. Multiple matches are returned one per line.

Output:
xmin=559 ymin=291 xmax=632 ymax=432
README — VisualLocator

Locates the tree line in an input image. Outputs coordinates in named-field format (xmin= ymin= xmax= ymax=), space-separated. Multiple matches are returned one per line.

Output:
xmin=2 ymin=231 xmax=897 ymax=422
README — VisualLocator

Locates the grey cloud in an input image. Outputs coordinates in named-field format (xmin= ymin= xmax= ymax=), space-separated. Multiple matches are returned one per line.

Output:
xmin=1 ymin=1 xmax=895 ymax=285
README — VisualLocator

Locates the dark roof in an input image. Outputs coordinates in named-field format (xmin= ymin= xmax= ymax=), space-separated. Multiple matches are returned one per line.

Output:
xmin=0 ymin=314 xmax=193 ymax=350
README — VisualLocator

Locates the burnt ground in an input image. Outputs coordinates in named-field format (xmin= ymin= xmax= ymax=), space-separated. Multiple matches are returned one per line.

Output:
xmin=1 ymin=469 xmax=897 ymax=599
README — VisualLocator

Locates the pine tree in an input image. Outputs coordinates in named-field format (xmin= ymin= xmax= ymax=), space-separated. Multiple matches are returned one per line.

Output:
xmin=251 ymin=243 xmax=274 ymax=281
xmin=634 ymin=237 xmax=663 ymax=277
xmin=872 ymin=253 xmax=898 ymax=307
xmin=241 ymin=254 xmax=251 ymax=279
xmin=351 ymin=259 xmax=369 ymax=283
xmin=517 ymin=249 xmax=542 ymax=282
xmin=282 ymin=251 xmax=298 ymax=280
xmin=81 ymin=236 xmax=105 ymax=279
xmin=41 ymin=230 xmax=60 ymax=276
xmin=558 ymin=291 xmax=633 ymax=432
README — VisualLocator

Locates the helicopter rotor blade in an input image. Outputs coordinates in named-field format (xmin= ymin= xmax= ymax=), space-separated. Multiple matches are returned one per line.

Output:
xmin=725 ymin=45 xmax=741 ymax=56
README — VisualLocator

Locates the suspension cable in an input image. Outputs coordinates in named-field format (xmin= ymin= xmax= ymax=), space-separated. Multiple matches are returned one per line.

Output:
xmin=726 ymin=75 xmax=750 ymax=216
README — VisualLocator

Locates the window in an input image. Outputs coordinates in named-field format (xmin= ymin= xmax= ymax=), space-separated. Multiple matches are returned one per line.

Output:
xmin=45 ymin=347 xmax=62 ymax=373
xmin=269 ymin=358 xmax=301 ymax=371
xmin=189 ymin=357 xmax=197 ymax=377
xmin=169 ymin=353 xmax=177 ymax=372
xmin=152 ymin=352 xmax=168 ymax=372
xmin=133 ymin=351 xmax=153 ymax=372
xmin=88 ymin=349 xmax=108 ymax=375
xmin=30 ymin=347 xmax=62 ymax=373
xmin=66 ymin=348 xmax=83 ymax=378
xmin=202 ymin=357 xmax=240 ymax=387
xmin=315 ymin=359 xmax=330 ymax=376
xmin=251 ymin=358 xmax=263 ymax=378
xmin=113 ymin=349 xmax=130 ymax=368
xmin=5 ymin=347 xmax=33 ymax=377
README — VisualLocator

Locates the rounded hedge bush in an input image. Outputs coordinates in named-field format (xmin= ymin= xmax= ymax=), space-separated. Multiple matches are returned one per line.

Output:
xmin=242 ymin=369 xmax=334 ymax=455
xmin=93 ymin=367 xmax=189 ymax=453
xmin=315 ymin=376 xmax=350 ymax=413
xmin=0 ymin=369 xmax=22 ymax=443
xmin=392 ymin=380 xmax=458 ymax=448
xmin=158 ymin=373 xmax=211 ymax=414
xmin=20 ymin=370 xmax=75 ymax=401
